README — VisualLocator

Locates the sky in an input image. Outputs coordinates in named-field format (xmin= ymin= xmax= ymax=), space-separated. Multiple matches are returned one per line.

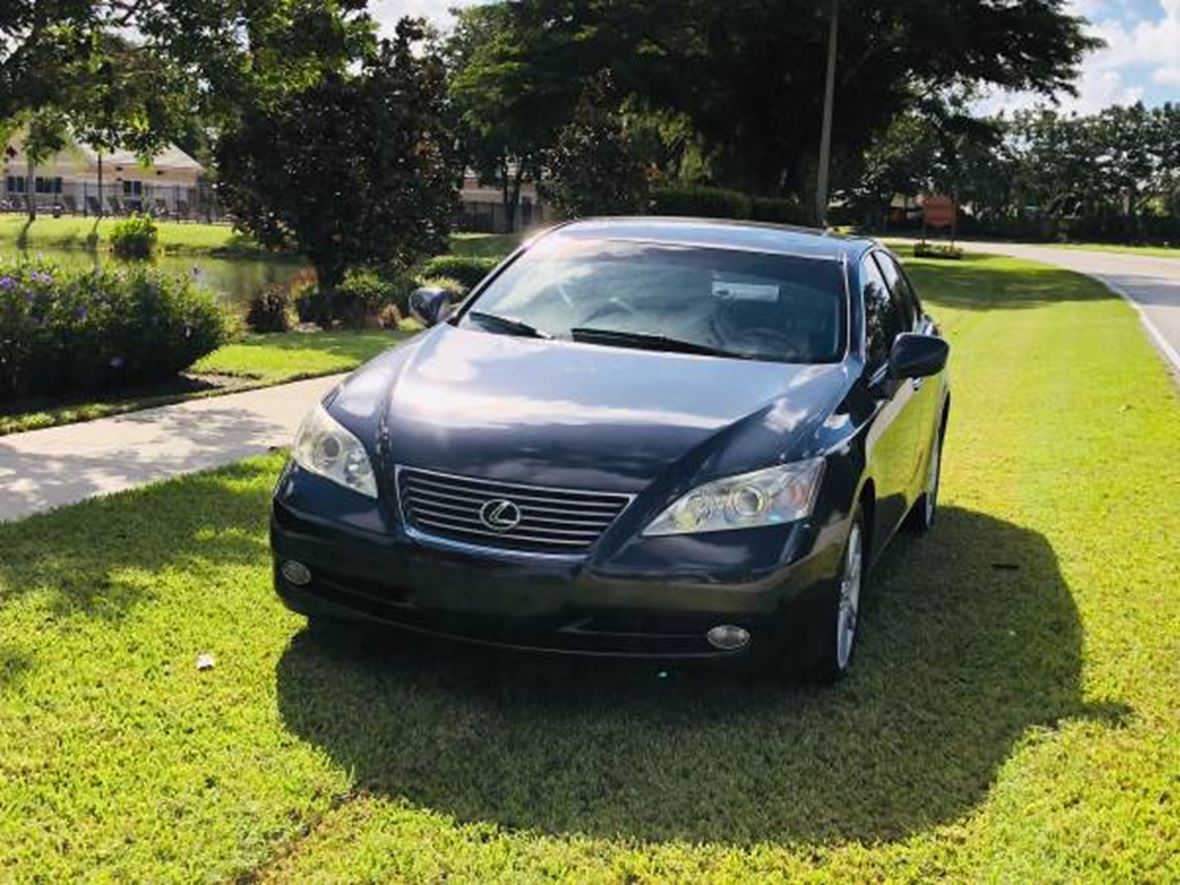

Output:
xmin=371 ymin=0 xmax=1180 ymax=115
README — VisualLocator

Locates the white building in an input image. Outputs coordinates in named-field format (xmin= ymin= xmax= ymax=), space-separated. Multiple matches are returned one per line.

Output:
xmin=2 ymin=134 xmax=205 ymax=217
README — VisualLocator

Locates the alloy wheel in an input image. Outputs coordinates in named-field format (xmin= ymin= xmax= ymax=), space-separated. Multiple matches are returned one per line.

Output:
xmin=835 ymin=522 xmax=863 ymax=671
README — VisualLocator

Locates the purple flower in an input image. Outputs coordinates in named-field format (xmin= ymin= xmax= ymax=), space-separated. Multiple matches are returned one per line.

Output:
xmin=0 ymin=276 xmax=14 ymax=291
xmin=74 ymin=306 xmax=88 ymax=322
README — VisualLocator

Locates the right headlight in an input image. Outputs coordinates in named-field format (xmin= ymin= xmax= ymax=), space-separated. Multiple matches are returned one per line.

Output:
xmin=643 ymin=459 xmax=825 ymax=536
xmin=291 ymin=403 xmax=378 ymax=498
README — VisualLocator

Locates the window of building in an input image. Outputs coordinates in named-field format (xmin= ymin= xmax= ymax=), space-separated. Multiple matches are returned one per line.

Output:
xmin=5 ymin=175 xmax=26 ymax=194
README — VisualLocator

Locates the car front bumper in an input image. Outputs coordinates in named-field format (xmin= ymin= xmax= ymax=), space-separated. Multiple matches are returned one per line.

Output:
xmin=270 ymin=467 xmax=850 ymax=661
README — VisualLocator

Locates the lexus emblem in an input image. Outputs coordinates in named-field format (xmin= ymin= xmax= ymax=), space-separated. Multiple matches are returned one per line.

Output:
xmin=479 ymin=498 xmax=522 ymax=532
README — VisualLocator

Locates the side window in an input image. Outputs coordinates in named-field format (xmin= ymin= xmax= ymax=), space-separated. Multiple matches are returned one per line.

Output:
xmin=873 ymin=252 xmax=920 ymax=330
xmin=861 ymin=255 xmax=903 ymax=372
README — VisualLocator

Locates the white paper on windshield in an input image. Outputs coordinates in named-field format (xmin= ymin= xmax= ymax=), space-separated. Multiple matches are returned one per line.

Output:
xmin=711 ymin=281 xmax=780 ymax=302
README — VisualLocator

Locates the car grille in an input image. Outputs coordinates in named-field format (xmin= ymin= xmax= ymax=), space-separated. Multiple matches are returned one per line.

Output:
xmin=396 ymin=466 xmax=632 ymax=555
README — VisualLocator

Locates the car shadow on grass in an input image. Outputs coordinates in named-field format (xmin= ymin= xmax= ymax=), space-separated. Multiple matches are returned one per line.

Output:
xmin=275 ymin=505 xmax=1129 ymax=845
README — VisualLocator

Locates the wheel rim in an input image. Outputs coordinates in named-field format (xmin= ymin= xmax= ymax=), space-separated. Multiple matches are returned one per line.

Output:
xmin=836 ymin=523 xmax=863 ymax=670
xmin=925 ymin=432 xmax=942 ymax=525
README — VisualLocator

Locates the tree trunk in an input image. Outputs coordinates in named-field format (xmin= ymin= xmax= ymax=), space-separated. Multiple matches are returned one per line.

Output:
xmin=500 ymin=157 xmax=513 ymax=233
xmin=508 ymin=163 xmax=526 ymax=232
xmin=26 ymin=153 xmax=36 ymax=221
xmin=97 ymin=152 xmax=104 ymax=217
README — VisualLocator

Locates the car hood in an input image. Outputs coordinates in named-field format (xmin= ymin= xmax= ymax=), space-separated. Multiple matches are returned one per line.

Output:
xmin=330 ymin=326 xmax=850 ymax=493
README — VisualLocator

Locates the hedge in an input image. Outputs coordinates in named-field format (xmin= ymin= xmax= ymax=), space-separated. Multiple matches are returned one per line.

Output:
xmin=0 ymin=259 xmax=227 ymax=399
xmin=420 ymin=255 xmax=501 ymax=290
xmin=651 ymin=185 xmax=752 ymax=219
xmin=649 ymin=186 xmax=810 ymax=226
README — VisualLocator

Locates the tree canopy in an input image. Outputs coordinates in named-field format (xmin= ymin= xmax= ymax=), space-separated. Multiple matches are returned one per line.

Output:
xmin=215 ymin=20 xmax=458 ymax=289
xmin=449 ymin=0 xmax=1099 ymax=203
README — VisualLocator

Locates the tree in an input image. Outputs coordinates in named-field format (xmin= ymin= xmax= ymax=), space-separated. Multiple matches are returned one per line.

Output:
xmin=2 ymin=1 xmax=374 ymax=160
xmin=541 ymin=72 xmax=651 ymax=219
xmin=446 ymin=4 xmax=583 ymax=232
xmin=216 ymin=19 xmax=458 ymax=290
xmin=470 ymin=0 xmax=1099 ymax=202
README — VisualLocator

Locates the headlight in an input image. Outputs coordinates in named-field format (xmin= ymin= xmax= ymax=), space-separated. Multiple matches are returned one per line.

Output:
xmin=643 ymin=459 xmax=825 ymax=536
xmin=291 ymin=404 xmax=378 ymax=498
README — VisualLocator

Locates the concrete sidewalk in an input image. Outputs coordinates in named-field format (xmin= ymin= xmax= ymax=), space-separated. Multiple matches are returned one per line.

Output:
xmin=0 ymin=374 xmax=343 ymax=523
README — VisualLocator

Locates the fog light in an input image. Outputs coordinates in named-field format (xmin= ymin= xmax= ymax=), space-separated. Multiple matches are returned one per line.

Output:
xmin=706 ymin=624 xmax=750 ymax=650
xmin=281 ymin=560 xmax=312 ymax=586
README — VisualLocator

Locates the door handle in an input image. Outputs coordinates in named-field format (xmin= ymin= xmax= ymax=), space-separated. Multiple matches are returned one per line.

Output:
xmin=911 ymin=377 xmax=924 ymax=391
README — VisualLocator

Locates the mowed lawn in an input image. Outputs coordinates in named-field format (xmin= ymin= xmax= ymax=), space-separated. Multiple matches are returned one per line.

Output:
xmin=0 ymin=255 xmax=1177 ymax=881
xmin=0 ymin=331 xmax=401 ymax=436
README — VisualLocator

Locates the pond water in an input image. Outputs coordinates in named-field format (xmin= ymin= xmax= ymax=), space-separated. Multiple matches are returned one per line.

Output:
xmin=0 ymin=245 xmax=310 ymax=312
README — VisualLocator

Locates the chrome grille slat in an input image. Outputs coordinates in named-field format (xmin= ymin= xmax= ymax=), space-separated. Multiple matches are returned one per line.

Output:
xmin=407 ymin=475 xmax=624 ymax=508
xmin=407 ymin=495 xmax=611 ymax=529
xmin=409 ymin=505 xmax=601 ymax=537
xmin=397 ymin=466 xmax=632 ymax=555
xmin=413 ymin=517 xmax=593 ymax=547
xmin=407 ymin=486 xmax=620 ymax=515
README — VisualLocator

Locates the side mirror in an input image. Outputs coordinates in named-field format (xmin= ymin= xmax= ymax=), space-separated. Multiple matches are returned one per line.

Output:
xmin=887 ymin=332 xmax=949 ymax=380
xmin=408 ymin=287 xmax=452 ymax=327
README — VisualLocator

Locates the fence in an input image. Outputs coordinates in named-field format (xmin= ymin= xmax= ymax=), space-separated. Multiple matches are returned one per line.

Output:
xmin=457 ymin=198 xmax=545 ymax=233
xmin=0 ymin=180 xmax=227 ymax=223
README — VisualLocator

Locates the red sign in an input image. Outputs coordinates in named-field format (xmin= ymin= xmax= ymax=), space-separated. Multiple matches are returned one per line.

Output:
xmin=923 ymin=195 xmax=956 ymax=229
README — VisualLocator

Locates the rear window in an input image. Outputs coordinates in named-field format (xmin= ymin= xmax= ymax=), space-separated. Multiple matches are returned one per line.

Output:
xmin=462 ymin=237 xmax=847 ymax=363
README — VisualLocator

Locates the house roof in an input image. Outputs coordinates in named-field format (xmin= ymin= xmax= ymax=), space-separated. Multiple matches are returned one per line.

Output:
xmin=76 ymin=142 xmax=204 ymax=173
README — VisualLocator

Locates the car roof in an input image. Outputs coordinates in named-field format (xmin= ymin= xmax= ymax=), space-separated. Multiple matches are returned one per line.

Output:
xmin=539 ymin=216 xmax=877 ymax=262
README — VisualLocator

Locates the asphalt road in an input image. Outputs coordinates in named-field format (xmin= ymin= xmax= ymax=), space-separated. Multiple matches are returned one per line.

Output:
xmin=946 ymin=241 xmax=1180 ymax=373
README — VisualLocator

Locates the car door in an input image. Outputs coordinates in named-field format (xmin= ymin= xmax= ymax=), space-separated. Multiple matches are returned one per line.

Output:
xmin=873 ymin=250 xmax=941 ymax=500
xmin=859 ymin=252 xmax=926 ymax=546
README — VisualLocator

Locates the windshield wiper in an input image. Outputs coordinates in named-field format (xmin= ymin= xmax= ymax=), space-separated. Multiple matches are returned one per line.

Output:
xmin=468 ymin=311 xmax=551 ymax=339
xmin=569 ymin=327 xmax=747 ymax=359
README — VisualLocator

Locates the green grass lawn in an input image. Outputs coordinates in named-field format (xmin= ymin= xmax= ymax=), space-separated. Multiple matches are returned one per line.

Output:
xmin=1049 ymin=242 xmax=1179 ymax=259
xmin=0 ymin=216 xmax=526 ymax=260
xmin=1 ymin=255 xmax=1178 ymax=880
xmin=0 ymin=330 xmax=401 ymax=436
xmin=449 ymin=231 xmax=524 ymax=258
xmin=0 ymin=214 xmax=269 ymax=256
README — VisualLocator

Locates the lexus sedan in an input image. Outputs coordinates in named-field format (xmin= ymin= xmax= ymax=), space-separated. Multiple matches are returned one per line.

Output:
xmin=271 ymin=218 xmax=949 ymax=680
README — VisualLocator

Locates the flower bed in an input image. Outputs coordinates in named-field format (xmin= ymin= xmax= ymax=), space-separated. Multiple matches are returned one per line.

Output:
xmin=0 ymin=259 xmax=228 ymax=399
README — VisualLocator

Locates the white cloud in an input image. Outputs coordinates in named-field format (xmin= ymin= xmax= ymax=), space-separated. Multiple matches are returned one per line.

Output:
xmin=975 ymin=0 xmax=1178 ymax=116
xmin=370 ymin=0 xmax=485 ymax=33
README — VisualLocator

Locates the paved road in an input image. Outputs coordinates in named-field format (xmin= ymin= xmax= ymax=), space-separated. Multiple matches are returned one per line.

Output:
xmin=947 ymin=241 xmax=1180 ymax=372
xmin=0 ymin=374 xmax=343 ymax=523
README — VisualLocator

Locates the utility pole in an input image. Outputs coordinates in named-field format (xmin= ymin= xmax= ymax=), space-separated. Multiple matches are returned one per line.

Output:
xmin=815 ymin=0 xmax=839 ymax=229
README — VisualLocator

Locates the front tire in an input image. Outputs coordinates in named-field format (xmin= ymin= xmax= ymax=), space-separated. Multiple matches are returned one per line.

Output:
xmin=807 ymin=512 xmax=866 ymax=683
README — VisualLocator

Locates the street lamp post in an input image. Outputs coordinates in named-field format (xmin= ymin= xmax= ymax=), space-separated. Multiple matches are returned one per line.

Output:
xmin=815 ymin=0 xmax=839 ymax=229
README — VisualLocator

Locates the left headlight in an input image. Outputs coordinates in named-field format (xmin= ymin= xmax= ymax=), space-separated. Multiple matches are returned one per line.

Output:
xmin=643 ymin=459 xmax=825 ymax=536
xmin=291 ymin=403 xmax=378 ymax=498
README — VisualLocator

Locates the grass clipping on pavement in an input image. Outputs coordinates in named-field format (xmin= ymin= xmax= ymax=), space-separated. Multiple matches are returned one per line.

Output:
xmin=0 ymin=254 xmax=1177 ymax=881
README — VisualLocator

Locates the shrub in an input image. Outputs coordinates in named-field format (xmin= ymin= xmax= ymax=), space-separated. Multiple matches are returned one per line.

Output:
xmin=293 ymin=279 xmax=331 ymax=326
xmin=108 ymin=213 xmax=159 ymax=260
xmin=0 ymin=259 xmax=228 ymax=399
xmin=245 ymin=284 xmax=294 ymax=333
xmin=913 ymin=242 xmax=963 ymax=260
xmin=651 ymin=185 xmax=752 ymax=219
xmin=419 ymin=255 xmax=499 ymax=290
xmin=332 ymin=268 xmax=418 ymax=328
xmin=750 ymin=195 xmax=807 ymax=225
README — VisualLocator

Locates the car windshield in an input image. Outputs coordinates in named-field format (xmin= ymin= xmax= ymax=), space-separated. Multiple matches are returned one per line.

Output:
xmin=458 ymin=237 xmax=847 ymax=363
